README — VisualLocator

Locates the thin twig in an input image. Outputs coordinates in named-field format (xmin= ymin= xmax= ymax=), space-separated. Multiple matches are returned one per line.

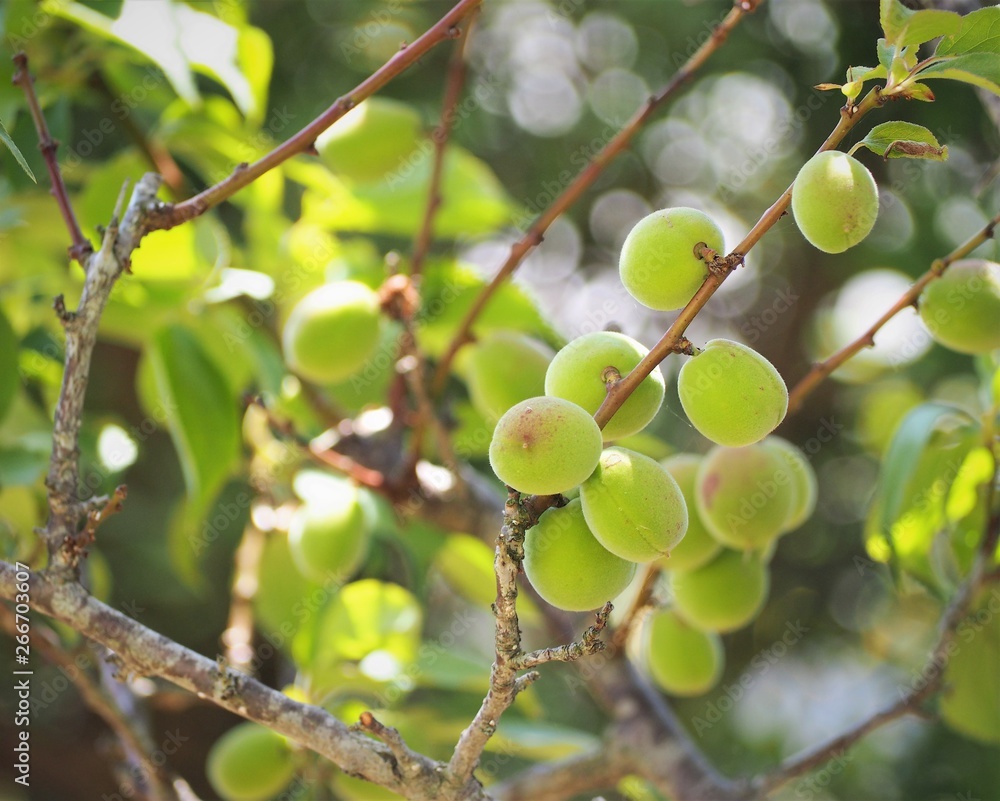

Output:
xmin=223 ymin=523 xmax=267 ymax=674
xmin=144 ymin=0 xmax=481 ymax=231
xmin=609 ymin=563 xmax=661 ymax=651
xmin=787 ymin=209 xmax=1000 ymax=413
xmin=430 ymin=0 xmax=764 ymax=396
xmin=11 ymin=53 xmax=92 ymax=264
xmin=513 ymin=603 xmax=611 ymax=670
xmin=593 ymin=88 xmax=887 ymax=429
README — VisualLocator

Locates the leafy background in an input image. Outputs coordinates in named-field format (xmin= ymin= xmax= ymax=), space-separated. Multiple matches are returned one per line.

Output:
xmin=0 ymin=0 xmax=998 ymax=799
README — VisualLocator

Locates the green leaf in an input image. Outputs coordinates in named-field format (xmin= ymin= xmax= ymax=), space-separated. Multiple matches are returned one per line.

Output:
xmin=0 ymin=309 xmax=19 ymax=425
xmin=144 ymin=324 xmax=241 ymax=514
xmin=941 ymin=589 xmax=1000 ymax=745
xmin=935 ymin=6 xmax=1000 ymax=57
xmin=880 ymin=0 xmax=961 ymax=48
xmin=0 ymin=120 xmax=35 ymax=183
xmin=871 ymin=403 xmax=980 ymax=589
xmin=487 ymin=720 xmax=601 ymax=760
xmin=877 ymin=38 xmax=895 ymax=72
xmin=45 ymin=0 xmax=272 ymax=121
xmin=856 ymin=121 xmax=948 ymax=160
xmin=918 ymin=53 xmax=1000 ymax=96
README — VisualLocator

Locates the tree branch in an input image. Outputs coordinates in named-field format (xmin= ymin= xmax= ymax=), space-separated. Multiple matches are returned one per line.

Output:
xmin=787 ymin=208 xmax=1000 ymax=413
xmin=144 ymin=0 xmax=481 ymax=231
xmin=430 ymin=0 xmax=764 ymax=396
xmin=0 ymin=561 xmax=493 ymax=801
xmin=11 ymin=53 xmax=92 ymax=264
xmin=491 ymin=747 xmax=631 ymax=801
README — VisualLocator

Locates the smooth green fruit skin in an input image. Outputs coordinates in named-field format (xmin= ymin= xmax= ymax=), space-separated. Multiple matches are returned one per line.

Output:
xmin=580 ymin=447 xmax=687 ymax=562
xmin=918 ymin=260 xmax=1000 ymax=355
xmin=282 ymin=281 xmax=382 ymax=385
xmin=288 ymin=483 xmax=371 ymax=583
xmin=523 ymin=499 xmax=636 ymax=611
xmin=657 ymin=455 xmax=722 ymax=573
xmin=791 ymin=151 xmax=878 ymax=253
xmin=207 ymin=723 xmax=296 ymax=801
xmin=695 ymin=444 xmax=795 ymax=550
xmin=316 ymin=97 xmax=423 ymax=182
xmin=678 ymin=339 xmax=788 ymax=447
xmin=644 ymin=607 xmax=724 ymax=696
xmin=619 ymin=207 xmax=725 ymax=311
xmin=761 ymin=436 xmax=817 ymax=532
xmin=671 ymin=549 xmax=769 ymax=633
xmin=467 ymin=332 xmax=554 ymax=423
xmin=489 ymin=396 xmax=603 ymax=495
xmin=544 ymin=331 xmax=665 ymax=442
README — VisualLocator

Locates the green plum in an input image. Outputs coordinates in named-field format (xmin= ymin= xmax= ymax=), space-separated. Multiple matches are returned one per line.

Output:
xmin=695 ymin=444 xmax=795 ymax=550
xmin=671 ymin=549 xmax=769 ymax=633
xmin=523 ymin=498 xmax=636 ymax=611
xmin=678 ymin=339 xmax=787 ymax=447
xmin=282 ymin=281 xmax=383 ymax=385
xmin=791 ymin=151 xmax=878 ymax=253
xmin=489 ymin=396 xmax=603 ymax=495
xmin=316 ymin=97 xmax=423 ymax=183
xmin=206 ymin=723 xmax=296 ymax=801
xmin=580 ymin=447 xmax=687 ymax=562
xmin=657 ymin=454 xmax=722 ymax=573
xmin=544 ymin=331 xmax=665 ymax=441
xmin=761 ymin=436 xmax=817 ymax=532
xmin=643 ymin=607 xmax=724 ymax=696
xmin=619 ymin=207 xmax=725 ymax=311
xmin=288 ymin=479 xmax=371 ymax=583
xmin=918 ymin=260 xmax=1000 ymax=355
xmin=465 ymin=331 xmax=554 ymax=423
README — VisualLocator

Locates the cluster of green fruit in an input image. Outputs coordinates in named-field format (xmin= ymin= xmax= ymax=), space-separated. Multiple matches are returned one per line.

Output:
xmin=641 ymin=440 xmax=817 ymax=697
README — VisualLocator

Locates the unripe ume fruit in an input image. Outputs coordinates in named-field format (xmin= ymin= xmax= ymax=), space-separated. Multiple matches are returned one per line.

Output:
xmin=761 ymin=436 xmax=817 ymax=532
xmin=791 ymin=151 xmax=878 ymax=253
xmin=619 ymin=207 xmax=725 ymax=311
xmin=695 ymin=444 xmax=795 ymax=550
xmin=643 ymin=607 xmax=724 ymax=696
xmin=918 ymin=260 xmax=1000 ymax=355
xmin=523 ymin=498 xmax=636 ymax=611
xmin=580 ymin=447 xmax=687 ymax=562
xmin=288 ymin=479 xmax=371 ymax=583
xmin=489 ymin=396 xmax=603 ymax=495
xmin=657 ymin=454 xmax=721 ymax=573
xmin=544 ymin=331 xmax=665 ymax=442
xmin=466 ymin=331 xmax=554 ymax=423
xmin=678 ymin=339 xmax=788 ymax=447
xmin=206 ymin=723 xmax=297 ymax=801
xmin=282 ymin=281 xmax=383 ymax=385
xmin=671 ymin=549 xmax=769 ymax=633
xmin=316 ymin=97 xmax=423 ymax=182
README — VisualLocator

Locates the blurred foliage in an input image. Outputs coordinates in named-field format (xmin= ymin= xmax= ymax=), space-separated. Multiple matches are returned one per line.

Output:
xmin=0 ymin=0 xmax=998 ymax=800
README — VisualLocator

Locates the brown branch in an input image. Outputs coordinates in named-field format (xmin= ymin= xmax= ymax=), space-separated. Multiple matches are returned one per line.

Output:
xmin=513 ymin=603 xmax=611 ymax=670
xmin=593 ymin=87 xmax=887 ymax=429
xmin=609 ymin=563 xmax=661 ymax=651
xmin=43 ymin=174 xmax=163 ymax=576
xmin=0 ymin=562 xmax=492 ymax=801
xmin=11 ymin=53 xmax=93 ymax=264
xmin=491 ymin=747 xmax=631 ymax=801
xmin=787 ymin=208 xmax=1000 ymax=413
xmin=222 ymin=523 xmax=267 ymax=674
xmin=411 ymin=13 xmax=477 ymax=278
xmin=430 ymin=0 xmax=764 ymax=396
xmin=144 ymin=0 xmax=481 ymax=231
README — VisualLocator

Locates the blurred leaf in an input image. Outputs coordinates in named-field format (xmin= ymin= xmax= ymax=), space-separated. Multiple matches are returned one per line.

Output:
xmin=934 ymin=7 xmax=1000 ymax=57
xmin=301 ymin=146 xmax=514 ymax=239
xmin=411 ymin=647 xmax=491 ymax=693
xmin=880 ymin=0 xmax=960 ymax=49
xmin=46 ymin=0 xmax=273 ymax=121
xmin=856 ymin=121 xmax=948 ymax=160
xmin=487 ymin=719 xmax=601 ymax=760
xmin=145 ymin=323 xmax=241 ymax=517
xmin=253 ymin=531 xmax=328 ymax=649
xmin=940 ymin=589 xmax=1000 ymax=745
xmin=0 ymin=119 xmax=35 ymax=182
xmin=0 ymin=442 xmax=49 ymax=487
xmin=0 ymin=309 xmax=19 ymax=425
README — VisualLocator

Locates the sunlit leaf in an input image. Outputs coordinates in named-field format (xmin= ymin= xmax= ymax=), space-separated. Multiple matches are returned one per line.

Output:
xmin=880 ymin=0 xmax=961 ymax=49
xmin=856 ymin=121 xmax=948 ymax=160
